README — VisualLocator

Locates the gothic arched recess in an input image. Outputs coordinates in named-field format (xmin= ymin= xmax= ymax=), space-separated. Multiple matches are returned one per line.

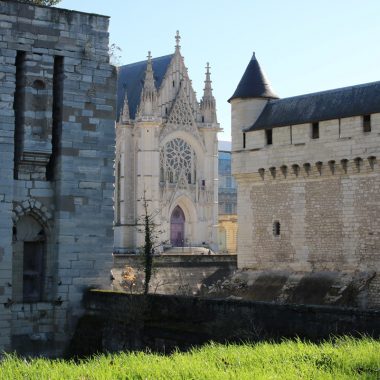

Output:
xmin=12 ymin=200 xmax=55 ymax=303
xmin=170 ymin=205 xmax=185 ymax=246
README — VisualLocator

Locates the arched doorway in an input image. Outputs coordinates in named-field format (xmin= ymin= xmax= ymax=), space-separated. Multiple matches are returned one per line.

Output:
xmin=170 ymin=206 xmax=185 ymax=246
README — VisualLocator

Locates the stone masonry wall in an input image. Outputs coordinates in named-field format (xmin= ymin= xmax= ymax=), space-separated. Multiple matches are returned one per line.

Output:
xmin=233 ymin=114 xmax=380 ymax=308
xmin=69 ymin=291 xmax=380 ymax=355
xmin=112 ymin=253 xmax=237 ymax=295
xmin=0 ymin=0 xmax=116 ymax=355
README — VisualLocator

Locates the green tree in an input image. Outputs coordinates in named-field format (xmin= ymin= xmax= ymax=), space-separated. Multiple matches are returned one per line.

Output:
xmin=137 ymin=192 xmax=165 ymax=294
xmin=22 ymin=0 xmax=61 ymax=6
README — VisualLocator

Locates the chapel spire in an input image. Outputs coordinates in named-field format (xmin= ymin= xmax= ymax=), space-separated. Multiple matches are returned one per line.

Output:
xmin=175 ymin=30 xmax=181 ymax=52
xmin=120 ymin=88 xmax=130 ymax=124
xmin=200 ymin=62 xmax=217 ymax=124
xmin=136 ymin=51 xmax=158 ymax=119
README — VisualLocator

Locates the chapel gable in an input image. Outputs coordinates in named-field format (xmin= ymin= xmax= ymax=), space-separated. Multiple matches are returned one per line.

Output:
xmin=160 ymin=85 xmax=204 ymax=144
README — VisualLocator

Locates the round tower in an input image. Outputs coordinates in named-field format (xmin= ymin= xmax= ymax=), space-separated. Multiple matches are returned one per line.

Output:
xmin=228 ymin=52 xmax=278 ymax=151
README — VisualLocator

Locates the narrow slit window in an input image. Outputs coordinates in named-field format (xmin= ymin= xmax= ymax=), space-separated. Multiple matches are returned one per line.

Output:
xmin=47 ymin=56 xmax=64 ymax=181
xmin=273 ymin=221 xmax=280 ymax=237
xmin=312 ymin=122 xmax=319 ymax=139
xmin=363 ymin=115 xmax=371 ymax=132
xmin=338 ymin=118 xmax=341 ymax=138
xmin=13 ymin=51 xmax=26 ymax=179
xmin=266 ymin=129 xmax=272 ymax=145
xmin=243 ymin=132 xmax=246 ymax=148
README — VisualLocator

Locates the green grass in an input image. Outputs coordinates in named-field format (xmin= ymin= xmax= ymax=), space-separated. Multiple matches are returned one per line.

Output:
xmin=1 ymin=337 xmax=379 ymax=379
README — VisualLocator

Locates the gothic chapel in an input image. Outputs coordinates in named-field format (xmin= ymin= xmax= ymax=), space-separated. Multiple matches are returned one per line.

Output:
xmin=114 ymin=32 xmax=220 ymax=253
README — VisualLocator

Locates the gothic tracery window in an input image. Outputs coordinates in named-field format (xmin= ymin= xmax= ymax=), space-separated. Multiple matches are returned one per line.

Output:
xmin=160 ymin=138 xmax=196 ymax=185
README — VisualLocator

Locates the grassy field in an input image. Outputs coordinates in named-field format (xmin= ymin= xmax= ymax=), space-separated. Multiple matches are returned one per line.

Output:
xmin=0 ymin=337 xmax=379 ymax=379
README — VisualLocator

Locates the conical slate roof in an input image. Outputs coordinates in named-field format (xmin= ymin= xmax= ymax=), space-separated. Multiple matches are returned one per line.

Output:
xmin=228 ymin=53 xmax=278 ymax=102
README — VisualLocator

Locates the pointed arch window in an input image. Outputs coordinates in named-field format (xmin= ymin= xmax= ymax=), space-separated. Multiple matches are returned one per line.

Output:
xmin=13 ymin=215 xmax=47 ymax=303
xmin=160 ymin=138 xmax=196 ymax=185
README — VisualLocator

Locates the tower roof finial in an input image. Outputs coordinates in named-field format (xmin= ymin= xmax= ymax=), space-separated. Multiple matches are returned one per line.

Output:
xmin=120 ymin=87 xmax=130 ymax=124
xmin=136 ymin=50 xmax=158 ymax=119
xmin=251 ymin=51 xmax=256 ymax=60
xmin=203 ymin=61 xmax=213 ymax=97
xmin=175 ymin=30 xmax=181 ymax=51
xmin=200 ymin=61 xmax=217 ymax=123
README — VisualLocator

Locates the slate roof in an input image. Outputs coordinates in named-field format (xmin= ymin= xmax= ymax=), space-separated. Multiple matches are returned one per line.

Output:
xmin=116 ymin=54 xmax=174 ymax=120
xmin=228 ymin=53 xmax=278 ymax=102
xmin=245 ymin=81 xmax=380 ymax=131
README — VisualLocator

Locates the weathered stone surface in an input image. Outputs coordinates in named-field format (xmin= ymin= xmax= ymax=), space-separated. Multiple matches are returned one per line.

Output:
xmin=0 ymin=0 xmax=115 ymax=355
xmin=69 ymin=290 xmax=380 ymax=355
xmin=112 ymin=253 xmax=237 ymax=295
xmin=231 ymin=65 xmax=380 ymax=308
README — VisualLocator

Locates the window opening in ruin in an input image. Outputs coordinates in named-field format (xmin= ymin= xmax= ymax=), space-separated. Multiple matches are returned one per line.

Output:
xmin=47 ymin=56 xmax=64 ymax=181
xmin=312 ymin=122 xmax=319 ymax=139
xmin=273 ymin=221 xmax=280 ymax=237
xmin=32 ymin=79 xmax=46 ymax=90
xmin=243 ymin=132 xmax=246 ymax=148
xmin=202 ymin=116 xmax=204 ymax=122
xmin=23 ymin=240 xmax=45 ymax=303
xmin=363 ymin=115 xmax=371 ymax=132
xmin=13 ymin=51 xmax=26 ymax=180
xmin=266 ymin=129 xmax=273 ymax=145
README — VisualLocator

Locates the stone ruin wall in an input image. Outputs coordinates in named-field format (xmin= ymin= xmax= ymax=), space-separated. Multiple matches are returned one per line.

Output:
xmin=233 ymin=114 xmax=380 ymax=308
xmin=0 ymin=0 xmax=116 ymax=354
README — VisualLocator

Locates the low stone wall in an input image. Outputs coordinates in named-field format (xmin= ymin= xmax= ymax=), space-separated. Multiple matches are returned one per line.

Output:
xmin=112 ymin=254 xmax=237 ymax=295
xmin=69 ymin=290 xmax=380 ymax=356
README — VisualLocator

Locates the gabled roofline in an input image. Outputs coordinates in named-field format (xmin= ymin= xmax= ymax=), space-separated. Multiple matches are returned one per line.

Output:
xmin=243 ymin=80 xmax=380 ymax=132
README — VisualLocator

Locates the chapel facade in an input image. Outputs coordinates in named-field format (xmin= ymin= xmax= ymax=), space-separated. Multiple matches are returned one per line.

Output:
xmin=230 ymin=53 xmax=380 ymax=307
xmin=114 ymin=33 xmax=220 ymax=253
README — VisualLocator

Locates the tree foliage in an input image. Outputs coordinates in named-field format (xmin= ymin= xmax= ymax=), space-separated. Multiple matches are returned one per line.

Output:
xmin=22 ymin=0 xmax=61 ymax=6
xmin=137 ymin=192 xmax=165 ymax=295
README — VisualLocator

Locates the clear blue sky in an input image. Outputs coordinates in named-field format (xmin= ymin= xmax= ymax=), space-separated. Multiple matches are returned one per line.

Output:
xmin=60 ymin=0 xmax=380 ymax=141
